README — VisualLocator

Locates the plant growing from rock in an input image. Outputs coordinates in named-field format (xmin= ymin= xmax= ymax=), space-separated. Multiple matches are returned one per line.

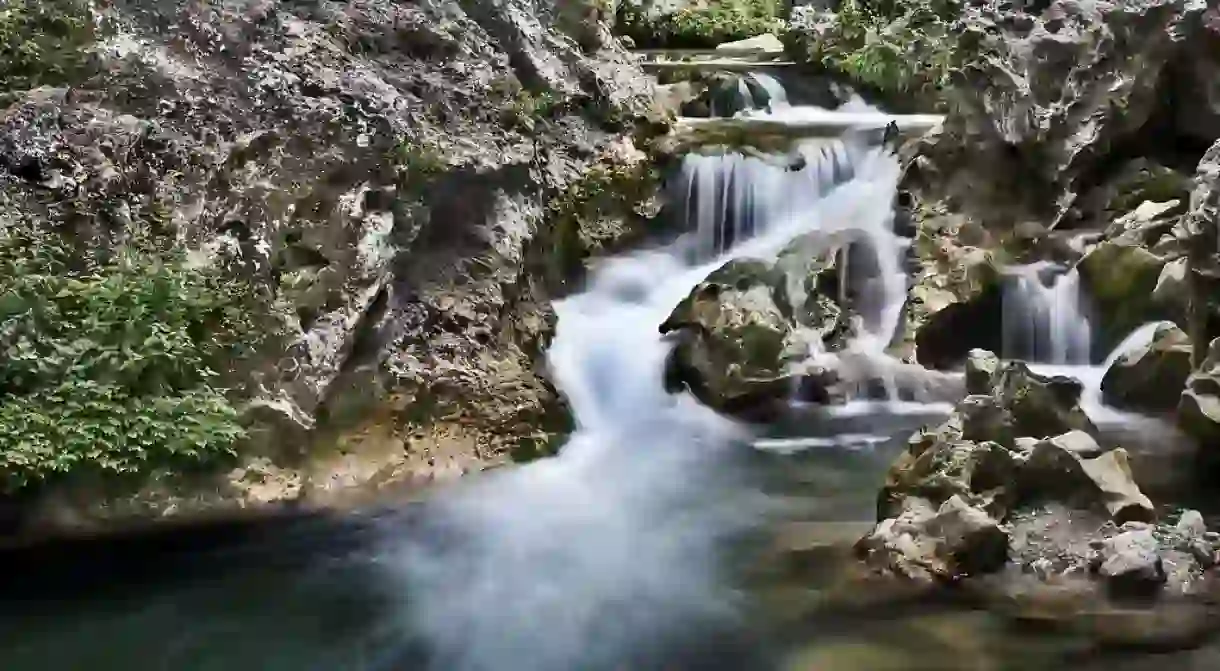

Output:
xmin=0 ymin=0 xmax=97 ymax=98
xmin=538 ymin=159 xmax=661 ymax=292
xmin=616 ymin=0 xmax=785 ymax=49
xmin=0 ymin=224 xmax=266 ymax=492
xmin=789 ymin=0 xmax=968 ymax=104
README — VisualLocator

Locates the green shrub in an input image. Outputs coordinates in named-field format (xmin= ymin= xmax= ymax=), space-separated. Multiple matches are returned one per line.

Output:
xmin=616 ymin=0 xmax=785 ymax=49
xmin=0 ymin=0 xmax=97 ymax=95
xmin=791 ymin=0 xmax=966 ymax=102
xmin=0 ymin=225 xmax=264 ymax=491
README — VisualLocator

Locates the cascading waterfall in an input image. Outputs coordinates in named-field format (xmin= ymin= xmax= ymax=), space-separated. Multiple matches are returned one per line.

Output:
xmin=747 ymin=72 xmax=788 ymax=111
xmin=710 ymin=72 xmax=790 ymax=117
xmin=1001 ymin=262 xmax=1092 ymax=365
xmin=385 ymin=125 xmax=913 ymax=669
xmin=676 ymin=140 xmax=857 ymax=259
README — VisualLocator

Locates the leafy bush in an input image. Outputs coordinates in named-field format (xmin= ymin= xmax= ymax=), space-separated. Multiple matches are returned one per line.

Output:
xmin=0 ymin=0 xmax=97 ymax=95
xmin=616 ymin=0 xmax=785 ymax=49
xmin=790 ymin=0 xmax=966 ymax=102
xmin=0 ymin=225 xmax=264 ymax=491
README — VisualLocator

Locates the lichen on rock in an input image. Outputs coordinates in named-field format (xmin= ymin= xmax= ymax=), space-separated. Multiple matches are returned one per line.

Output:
xmin=0 ymin=0 xmax=656 ymax=536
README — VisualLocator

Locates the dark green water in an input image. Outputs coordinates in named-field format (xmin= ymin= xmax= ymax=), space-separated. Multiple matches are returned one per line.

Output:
xmin=0 ymin=407 xmax=1216 ymax=671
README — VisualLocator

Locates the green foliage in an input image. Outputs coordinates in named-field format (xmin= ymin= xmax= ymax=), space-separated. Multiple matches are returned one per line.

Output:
xmin=796 ymin=0 xmax=966 ymax=101
xmin=616 ymin=0 xmax=785 ymax=49
xmin=0 ymin=225 xmax=264 ymax=491
xmin=0 ymin=0 xmax=97 ymax=95
xmin=504 ymin=89 xmax=561 ymax=130
xmin=391 ymin=142 xmax=446 ymax=185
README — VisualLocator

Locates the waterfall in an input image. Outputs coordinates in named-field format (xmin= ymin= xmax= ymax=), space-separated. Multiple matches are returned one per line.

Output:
xmin=387 ymin=143 xmax=908 ymax=671
xmin=381 ymin=69 xmax=943 ymax=670
xmin=747 ymin=72 xmax=788 ymax=110
xmin=677 ymin=141 xmax=856 ymax=258
xmin=1001 ymin=262 xmax=1092 ymax=365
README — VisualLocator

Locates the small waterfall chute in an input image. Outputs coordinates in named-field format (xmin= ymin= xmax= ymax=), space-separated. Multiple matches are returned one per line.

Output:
xmin=1001 ymin=262 xmax=1093 ymax=365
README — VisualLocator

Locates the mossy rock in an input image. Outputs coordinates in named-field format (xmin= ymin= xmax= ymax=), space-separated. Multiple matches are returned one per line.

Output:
xmin=1101 ymin=160 xmax=1191 ymax=221
xmin=1077 ymin=241 xmax=1170 ymax=354
xmin=661 ymin=258 xmax=809 ymax=419
xmin=1100 ymin=322 xmax=1193 ymax=414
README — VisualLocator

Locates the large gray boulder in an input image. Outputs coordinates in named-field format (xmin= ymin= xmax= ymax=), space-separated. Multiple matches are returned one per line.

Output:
xmin=1101 ymin=322 xmax=1193 ymax=413
xmin=661 ymin=259 xmax=813 ymax=417
xmin=0 ymin=0 xmax=654 ymax=533
xmin=909 ymin=0 xmax=1209 ymax=230
xmin=1179 ymin=337 xmax=1220 ymax=449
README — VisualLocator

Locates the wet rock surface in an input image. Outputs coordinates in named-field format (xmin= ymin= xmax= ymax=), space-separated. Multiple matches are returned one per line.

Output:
xmin=856 ymin=351 xmax=1220 ymax=641
xmin=0 ymin=0 xmax=656 ymax=532
xmin=909 ymin=0 xmax=1212 ymax=231
xmin=1102 ymin=323 xmax=1194 ymax=414
xmin=660 ymin=251 xmax=844 ymax=419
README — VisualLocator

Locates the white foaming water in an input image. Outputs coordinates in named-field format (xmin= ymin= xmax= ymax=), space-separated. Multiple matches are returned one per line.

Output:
xmin=1029 ymin=321 xmax=1170 ymax=426
xmin=385 ymin=139 xmax=909 ymax=671
xmin=748 ymin=72 xmax=788 ymax=110
xmin=1002 ymin=263 xmax=1092 ymax=365
xmin=678 ymin=141 xmax=857 ymax=258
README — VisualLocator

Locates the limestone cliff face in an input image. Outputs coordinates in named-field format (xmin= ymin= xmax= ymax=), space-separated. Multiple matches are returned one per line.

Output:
xmin=0 ymin=0 xmax=658 ymax=534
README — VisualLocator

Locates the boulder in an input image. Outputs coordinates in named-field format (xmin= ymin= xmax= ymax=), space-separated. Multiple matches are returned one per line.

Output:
xmin=1077 ymin=241 xmax=1171 ymax=353
xmin=1095 ymin=526 xmax=1167 ymax=596
xmin=1018 ymin=436 xmax=1154 ymax=524
xmin=912 ymin=247 xmax=1006 ymax=369
xmin=661 ymin=257 xmax=845 ymax=418
xmin=1178 ymin=337 xmax=1220 ymax=448
xmin=991 ymin=362 xmax=1098 ymax=441
xmin=862 ymin=350 xmax=1168 ymax=587
xmin=1101 ymin=322 xmax=1194 ymax=413
xmin=856 ymin=494 xmax=1008 ymax=582
xmin=715 ymin=33 xmax=786 ymax=56
xmin=964 ymin=349 xmax=999 ymax=396
xmin=661 ymin=259 xmax=798 ymax=417
xmin=905 ymin=0 xmax=1209 ymax=230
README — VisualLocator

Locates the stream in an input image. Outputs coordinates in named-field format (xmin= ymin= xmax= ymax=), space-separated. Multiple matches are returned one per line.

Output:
xmin=0 ymin=76 xmax=1214 ymax=670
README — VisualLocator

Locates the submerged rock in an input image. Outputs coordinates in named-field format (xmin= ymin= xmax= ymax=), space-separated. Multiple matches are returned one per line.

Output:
xmin=1101 ymin=322 xmax=1193 ymax=413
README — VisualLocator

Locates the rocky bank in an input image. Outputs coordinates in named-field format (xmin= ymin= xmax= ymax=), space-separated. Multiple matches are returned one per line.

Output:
xmin=0 ymin=0 xmax=664 ymax=538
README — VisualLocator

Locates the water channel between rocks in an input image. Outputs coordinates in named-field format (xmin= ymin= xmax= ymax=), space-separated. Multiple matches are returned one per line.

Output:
xmin=0 ymin=79 xmax=1213 ymax=671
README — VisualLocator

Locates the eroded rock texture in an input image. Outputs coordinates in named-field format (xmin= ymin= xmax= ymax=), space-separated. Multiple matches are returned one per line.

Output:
xmin=0 ymin=0 xmax=657 ymax=530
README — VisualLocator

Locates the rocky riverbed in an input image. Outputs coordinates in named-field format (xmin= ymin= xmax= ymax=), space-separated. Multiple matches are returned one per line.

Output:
xmin=6 ymin=0 xmax=1220 ymax=667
